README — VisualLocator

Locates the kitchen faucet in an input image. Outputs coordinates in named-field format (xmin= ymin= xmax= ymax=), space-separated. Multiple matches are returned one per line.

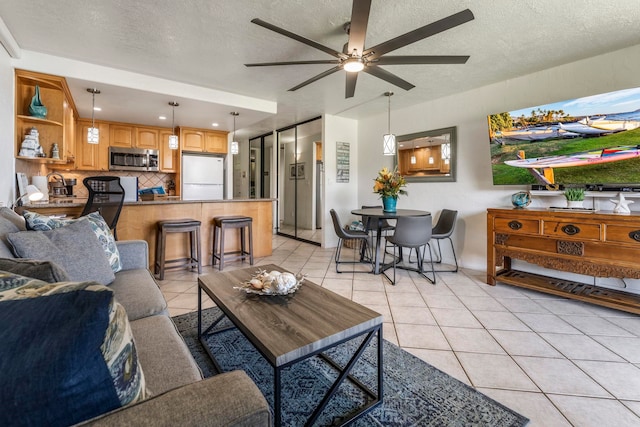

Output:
xmin=46 ymin=172 xmax=67 ymax=196
xmin=46 ymin=172 xmax=67 ymax=186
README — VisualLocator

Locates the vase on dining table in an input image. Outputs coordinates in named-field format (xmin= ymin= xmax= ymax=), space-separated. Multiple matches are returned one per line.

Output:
xmin=382 ymin=195 xmax=397 ymax=212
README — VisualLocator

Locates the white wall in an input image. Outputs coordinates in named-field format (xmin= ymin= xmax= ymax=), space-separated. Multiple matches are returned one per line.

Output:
xmin=0 ymin=47 xmax=14 ymax=206
xmin=323 ymin=114 xmax=358 ymax=247
xmin=357 ymin=43 xmax=640 ymax=271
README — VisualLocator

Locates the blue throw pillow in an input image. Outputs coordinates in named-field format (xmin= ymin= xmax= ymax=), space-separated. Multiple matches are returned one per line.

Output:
xmin=0 ymin=275 xmax=147 ymax=426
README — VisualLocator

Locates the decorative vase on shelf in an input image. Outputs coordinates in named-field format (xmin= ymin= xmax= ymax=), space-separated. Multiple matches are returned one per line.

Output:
xmin=29 ymin=85 xmax=47 ymax=118
xmin=382 ymin=196 xmax=397 ymax=212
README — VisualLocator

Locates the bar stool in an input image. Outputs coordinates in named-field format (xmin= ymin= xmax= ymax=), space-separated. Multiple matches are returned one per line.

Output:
xmin=212 ymin=216 xmax=254 ymax=271
xmin=155 ymin=219 xmax=202 ymax=280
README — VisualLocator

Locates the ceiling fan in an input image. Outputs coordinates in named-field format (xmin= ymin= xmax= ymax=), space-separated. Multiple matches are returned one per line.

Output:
xmin=245 ymin=0 xmax=474 ymax=98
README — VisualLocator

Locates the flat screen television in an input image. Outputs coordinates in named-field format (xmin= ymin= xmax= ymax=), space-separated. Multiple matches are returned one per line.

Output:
xmin=488 ymin=86 xmax=640 ymax=189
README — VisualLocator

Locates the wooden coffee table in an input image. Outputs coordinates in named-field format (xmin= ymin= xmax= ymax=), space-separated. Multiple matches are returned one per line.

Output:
xmin=197 ymin=264 xmax=383 ymax=427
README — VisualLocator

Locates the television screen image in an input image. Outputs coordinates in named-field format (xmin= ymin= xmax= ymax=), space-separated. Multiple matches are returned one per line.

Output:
xmin=488 ymin=86 xmax=640 ymax=187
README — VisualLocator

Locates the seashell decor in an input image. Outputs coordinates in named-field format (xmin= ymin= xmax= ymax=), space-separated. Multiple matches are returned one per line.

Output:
xmin=235 ymin=269 xmax=305 ymax=296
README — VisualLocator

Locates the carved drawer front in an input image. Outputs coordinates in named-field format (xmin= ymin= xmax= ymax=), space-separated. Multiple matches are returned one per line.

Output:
xmin=543 ymin=221 xmax=600 ymax=240
xmin=605 ymin=224 xmax=640 ymax=244
xmin=494 ymin=218 xmax=539 ymax=234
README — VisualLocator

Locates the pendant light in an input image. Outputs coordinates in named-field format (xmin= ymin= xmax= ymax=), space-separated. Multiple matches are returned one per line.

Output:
xmin=410 ymin=144 xmax=417 ymax=164
xmin=230 ymin=112 xmax=239 ymax=155
xmin=441 ymin=134 xmax=451 ymax=164
xmin=87 ymin=88 xmax=100 ymax=144
xmin=383 ymin=92 xmax=396 ymax=156
xmin=168 ymin=101 xmax=179 ymax=150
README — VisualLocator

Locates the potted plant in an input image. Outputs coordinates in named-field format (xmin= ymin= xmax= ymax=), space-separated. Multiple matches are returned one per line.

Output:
xmin=373 ymin=167 xmax=407 ymax=212
xmin=564 ymin=187 xmax=585 ymax=208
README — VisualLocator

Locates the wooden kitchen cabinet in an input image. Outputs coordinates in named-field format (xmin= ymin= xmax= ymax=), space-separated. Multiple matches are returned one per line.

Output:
xmin=180 ymin=128 xmax=205 ymax=152
xmin=159 ymin=130 xmax=179 ymax=172
xmin=180 ymin=127 xmax=228 ymax=153
xmin=205 ymin=130 xmax=228 ymax=154
xmin=109 ymin=124 xmax=134 ymax=147
xmin=487 ymin=208 xmax=640 ymax=314
xmin=135 ymin=127 xmax=159 ymax=150
xmin=75 ymin=120 xmax=109 ymax=171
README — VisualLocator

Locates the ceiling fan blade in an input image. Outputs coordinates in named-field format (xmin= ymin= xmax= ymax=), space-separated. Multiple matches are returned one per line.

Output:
xmin=364 ymin=9 xmax=474 ymax=59
xmin=289 ymin=66 xmax=342 ymax=91
xmin=375 ymin=55 xmax=470 ymax=65
xmin=363 ymin=66 xmax=415 ymax=91
xmin=245 ymin=60 xmax=340 ymax=67
xmin=347 ymin=0 xmax=372 ymax=55
xmin=251 ymin=18 xmax=345 ymax=59
xmin=345 ymin=72 xmax=358 ymax=98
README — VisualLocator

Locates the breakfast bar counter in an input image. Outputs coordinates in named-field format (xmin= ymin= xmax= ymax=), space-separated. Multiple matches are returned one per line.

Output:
xmin=23 ymin=198 xmax=275 ymax=268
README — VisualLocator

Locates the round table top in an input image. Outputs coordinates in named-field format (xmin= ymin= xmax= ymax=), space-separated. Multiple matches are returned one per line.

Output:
xmin=351 ymin=208 xmax=431 ymax=218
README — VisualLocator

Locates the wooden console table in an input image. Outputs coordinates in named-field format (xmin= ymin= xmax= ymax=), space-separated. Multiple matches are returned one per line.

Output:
xmin=487 ymin=208 xmax=640 ymax=314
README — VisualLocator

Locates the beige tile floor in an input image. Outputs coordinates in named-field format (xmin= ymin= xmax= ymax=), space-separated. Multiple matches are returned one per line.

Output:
xmin=157 ymin=235 xmax=640 ymax=427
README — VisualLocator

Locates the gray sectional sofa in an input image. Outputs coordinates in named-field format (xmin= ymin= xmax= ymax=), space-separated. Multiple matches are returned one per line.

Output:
xmin=0 ymin=207 xmax=271 ymax=426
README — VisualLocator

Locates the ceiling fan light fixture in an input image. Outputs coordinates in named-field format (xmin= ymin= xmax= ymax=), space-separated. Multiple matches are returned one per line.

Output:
xmin=343 ymin=57 xmax=364 ymax=72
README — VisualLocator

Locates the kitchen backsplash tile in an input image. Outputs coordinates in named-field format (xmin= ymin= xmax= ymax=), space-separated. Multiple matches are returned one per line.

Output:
xmin=25 ymin=169 xmax=175 ymax=198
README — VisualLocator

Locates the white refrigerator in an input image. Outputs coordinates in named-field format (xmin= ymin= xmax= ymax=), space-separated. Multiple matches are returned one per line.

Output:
xmin=181 ymin=154 xmax=224 ymax=200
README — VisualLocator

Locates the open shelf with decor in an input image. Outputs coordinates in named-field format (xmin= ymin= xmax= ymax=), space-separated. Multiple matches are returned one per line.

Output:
xmin=14 ymin=69 xmax=77 ymax=163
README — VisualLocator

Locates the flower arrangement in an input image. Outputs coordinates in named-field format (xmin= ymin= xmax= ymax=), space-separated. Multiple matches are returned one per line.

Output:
xmin=373 ymin=167 xmax=408 ymax=199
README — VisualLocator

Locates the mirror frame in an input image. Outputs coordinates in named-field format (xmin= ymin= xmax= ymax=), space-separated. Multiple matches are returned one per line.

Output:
xmin=395 ymin=126 xmax=457 ymax=183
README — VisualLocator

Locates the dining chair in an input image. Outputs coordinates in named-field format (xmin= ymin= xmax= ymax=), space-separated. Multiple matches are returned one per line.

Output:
xmin=409 ymin=209 xmax=458 ymax=272
xmin=361 ymin=205 xmax=395 ymax=261
xmin=330 ymin=209 xmax=373 ymax=273
xmin=431 ymin=209 xmax=459 ymax=272
xmin=80 ymin=176 xmax=125 ymax=240
xmin=383 ymin=215 xmax=435 ymax=285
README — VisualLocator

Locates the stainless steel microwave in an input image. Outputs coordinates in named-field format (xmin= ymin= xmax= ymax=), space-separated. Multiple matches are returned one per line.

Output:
xmin=109 ymin=147 xmax=159 ymax=172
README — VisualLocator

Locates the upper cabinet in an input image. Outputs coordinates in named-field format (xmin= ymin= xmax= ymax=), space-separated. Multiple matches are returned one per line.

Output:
xmin=159 ymin=130 xmax=178 ymax=172
xmin=110 ymin=125 xmax=135 ymax=147
xmin=180 ymin=127 xmax=228 ymax=154
xmin=136 ymin=127 xmax=159 ymax=150
xmin=75 ymin=120 xmax=109 ymax=171
xmin=14 ymin=70 xmax=77 ymax=164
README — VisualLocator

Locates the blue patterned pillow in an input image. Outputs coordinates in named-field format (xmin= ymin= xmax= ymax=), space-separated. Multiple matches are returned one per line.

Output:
xmin=23 ymin=211 xmax=122 ymax=273
xmin=0 ymin=274 xmax=147 ymax=426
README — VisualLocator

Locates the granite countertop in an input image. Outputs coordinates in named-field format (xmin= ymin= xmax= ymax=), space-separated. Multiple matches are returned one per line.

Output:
xmin=24 ymin=198 xmax=276 ymax=209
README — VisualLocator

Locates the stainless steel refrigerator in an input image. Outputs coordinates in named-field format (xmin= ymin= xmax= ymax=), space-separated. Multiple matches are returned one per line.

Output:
xmin=181 ymin=154 xmax=224 ymax=200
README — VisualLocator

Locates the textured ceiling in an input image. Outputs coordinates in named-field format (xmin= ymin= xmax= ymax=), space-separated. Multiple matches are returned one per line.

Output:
xmin=2 ymin=1 xmax=640 ymax=138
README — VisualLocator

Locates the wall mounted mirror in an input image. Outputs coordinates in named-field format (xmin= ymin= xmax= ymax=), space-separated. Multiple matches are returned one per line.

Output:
xmin=396 ymin=126 xmax=456 ymax=182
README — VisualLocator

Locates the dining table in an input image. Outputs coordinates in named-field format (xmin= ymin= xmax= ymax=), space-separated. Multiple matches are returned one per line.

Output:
xmin=350 ymin=208 xmax=431 ymax=275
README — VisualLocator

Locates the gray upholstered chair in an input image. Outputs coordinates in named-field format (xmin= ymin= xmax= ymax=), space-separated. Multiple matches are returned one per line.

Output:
xmin=330 ymin=209 xmax=373 ymax=273
xmin=431 ymin=209 xmax=459 ymax=272
xmin=383 ymin=215 xmax=435 ymax=285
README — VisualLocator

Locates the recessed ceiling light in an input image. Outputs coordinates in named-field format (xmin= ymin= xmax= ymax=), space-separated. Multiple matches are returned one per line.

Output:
xmin=93 ymin=107 xmax=102 ymax=111
xmin=159 ymin=115 xmax=167 ymax=120
xmin=211 ymin=122 xmax=219 ymax=127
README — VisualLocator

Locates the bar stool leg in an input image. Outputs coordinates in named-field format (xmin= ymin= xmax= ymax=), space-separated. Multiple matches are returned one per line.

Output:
xmin=240 ymin=226 xmax=246 ymax=261
xmin=212 ymin=225 xmax=218 ymax=267
xmin=248 ymin=222 xmax=254 ymax=265
xmin=157 ymin=227 xmax=167 ymax=280
xmin=219 ymin=224 xmax=226 ymax=271
xmin=195 ymin=226 xmax=202 ymax=274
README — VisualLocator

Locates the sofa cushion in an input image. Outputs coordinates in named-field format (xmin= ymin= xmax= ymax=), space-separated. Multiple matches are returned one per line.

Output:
xmin=0 ymin=277 xmax=147 ymax=427
xmin=129 ymin=315 xmax=202 ymax=395
xmin=23 ymin=210 xmax=122 ymax=273
xmin=0 ymin=258 xmax=70 ymax=283
xmin=7 ymin=219 xmax=115 ymax=285
xmin=109 ymin=268 xmax=167 ymax=321
xmin=0 ymin=207 xmax=25 ymax=258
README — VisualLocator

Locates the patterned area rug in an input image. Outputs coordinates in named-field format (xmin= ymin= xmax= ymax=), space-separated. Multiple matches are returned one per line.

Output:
xmin=173 ymin=308 xmax=529 ymax=427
